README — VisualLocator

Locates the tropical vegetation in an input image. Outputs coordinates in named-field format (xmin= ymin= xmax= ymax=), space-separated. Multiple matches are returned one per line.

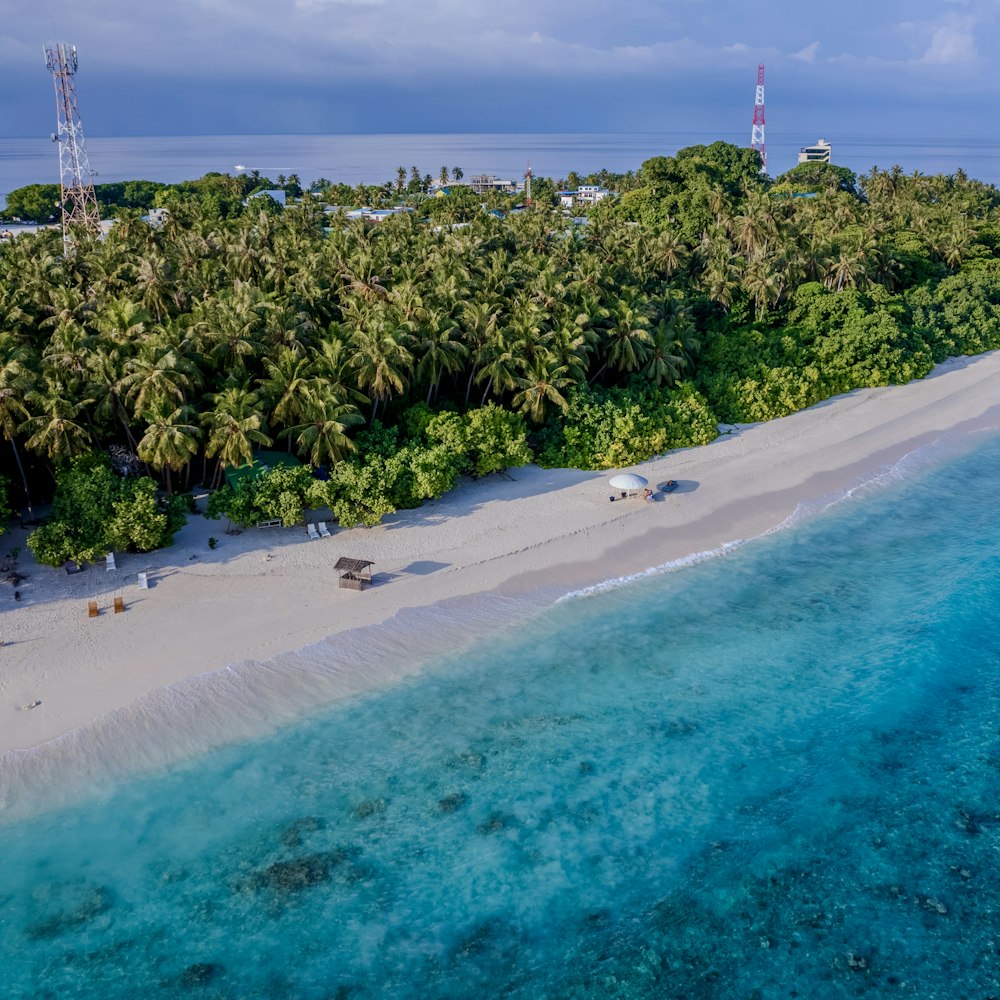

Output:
xmin=1 ymin=142 xmax=999 ymax=558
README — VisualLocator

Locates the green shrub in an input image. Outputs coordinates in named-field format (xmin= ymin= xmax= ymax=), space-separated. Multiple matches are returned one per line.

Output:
xmin=27 ymin=456 xmax=186 ymax=566
xmin=324 ymin=460 xmax=398 ymax=528
xmin=538 ymin=383 xmax=717 ymax=470
xmin=204 ymin=465 xmax=316 ymax=527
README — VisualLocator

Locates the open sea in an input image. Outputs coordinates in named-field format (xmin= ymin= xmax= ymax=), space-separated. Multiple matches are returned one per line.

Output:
xmin=1 ymin=131 xmax=999 ymax=203
xmin=2 ymin=428 xmax=1000 ymax=998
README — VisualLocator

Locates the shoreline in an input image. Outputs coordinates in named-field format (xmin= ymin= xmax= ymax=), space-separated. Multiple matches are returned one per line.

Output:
xmin=3 ymin=351 xmax=1000 ymax=813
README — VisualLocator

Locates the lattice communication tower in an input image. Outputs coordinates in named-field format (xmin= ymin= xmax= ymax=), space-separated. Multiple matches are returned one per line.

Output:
xmin=44 ymin=43 xmax=101 ymax=245
xmin=525 ymin=161 xmax=532 ymax=208
xmin=750 ymin=63 xmax=766 ymax=173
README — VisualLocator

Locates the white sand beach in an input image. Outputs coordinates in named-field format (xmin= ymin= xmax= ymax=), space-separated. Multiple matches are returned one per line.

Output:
xmin=2 ymin=352 xmax=1000 ymax=770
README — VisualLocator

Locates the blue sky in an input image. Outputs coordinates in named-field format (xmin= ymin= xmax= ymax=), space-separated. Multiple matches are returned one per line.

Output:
xmin=0 ymin=0 xmax=996 ymax=137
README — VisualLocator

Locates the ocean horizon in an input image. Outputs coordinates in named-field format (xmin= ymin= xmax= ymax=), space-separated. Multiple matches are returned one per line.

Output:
xmin=2 ymin=130 xmax=999 ymax=204
xmin=3 ymin=426 xmax=1000 ymax=997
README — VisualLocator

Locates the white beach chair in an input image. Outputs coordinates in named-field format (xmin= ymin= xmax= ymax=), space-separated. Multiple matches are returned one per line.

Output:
xmin=105 ymin=552 xmax=116 ymax=571
xmin=317 ymin=521 xmax=331 ymax=538
xmin=306 ymin=523 xmax=320 ymax=541
xmin=137 ymin=571 xmax=148 ymax=590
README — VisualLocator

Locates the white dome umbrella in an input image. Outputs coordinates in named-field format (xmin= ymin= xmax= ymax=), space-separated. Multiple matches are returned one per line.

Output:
xmin=608 ymin=472 xmax=648 ymax=499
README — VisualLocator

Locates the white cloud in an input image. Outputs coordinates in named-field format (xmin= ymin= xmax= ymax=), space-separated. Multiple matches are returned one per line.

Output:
xmin=922 ymin=21 xmax=978 ymax=63
xmin=2 ymin=0 xmax=997 ymax=98
xmin=792 ymin=41 xmax=820 ymax=63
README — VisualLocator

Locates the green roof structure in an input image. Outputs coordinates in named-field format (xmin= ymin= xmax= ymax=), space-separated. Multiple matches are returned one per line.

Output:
xmin=224 ymin=450 xmax=302 ymax=490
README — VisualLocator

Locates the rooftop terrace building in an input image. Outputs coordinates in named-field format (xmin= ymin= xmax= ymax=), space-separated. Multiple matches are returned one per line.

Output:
xmin=798 ymin=139 xmax=832 ymax=165
xmin=468 ymin=174 xmax=519 ymax=195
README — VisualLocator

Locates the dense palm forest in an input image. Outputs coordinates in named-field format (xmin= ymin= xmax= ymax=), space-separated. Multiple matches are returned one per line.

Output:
xmin=3 ymin=141 xmax=1000 ymax=563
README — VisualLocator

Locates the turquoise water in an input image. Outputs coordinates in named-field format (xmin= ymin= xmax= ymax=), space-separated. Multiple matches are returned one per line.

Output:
xmin=3 ymin=436 xmax=1000 ymax=998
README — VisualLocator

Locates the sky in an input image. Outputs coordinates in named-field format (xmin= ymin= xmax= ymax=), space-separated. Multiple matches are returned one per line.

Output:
xmin=0 ymin=0 xmax=997 ymax=138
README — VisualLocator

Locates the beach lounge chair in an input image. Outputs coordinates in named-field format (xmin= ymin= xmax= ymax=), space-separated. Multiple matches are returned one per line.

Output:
xmin=317 ymin=521 xmax=331 ymax=538
xmin=137 ymin=571 xmax=148 ymax=590
xmin=87 ymin=600 xmax=99 ymax=618
xmin=307 ymin=523 xmax=320 ymax=540
xmin=114 ymin=596 xmax=125 ymax=614
xmin=106 ymin=552 xmax=116 ymax=571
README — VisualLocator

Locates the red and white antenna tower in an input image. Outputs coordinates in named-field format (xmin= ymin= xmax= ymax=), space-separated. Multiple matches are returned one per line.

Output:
xmin=525 ymin=161 xmax=532 ymax=207
xmin=750 ymin=63 xmax=766 ymax=174
xmin=44 ymin=42 xmax=101 ymax=248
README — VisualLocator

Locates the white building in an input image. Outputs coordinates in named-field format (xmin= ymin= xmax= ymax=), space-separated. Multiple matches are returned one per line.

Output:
xmin=341 ymin=205 xmax=415 ymax=223
xmin=143 ymin=207 xmax=170 ymax=227
xmin=468 ymin=175 xmax=519 ymax=195
xmin=557 ymin=186 xmax=611 ymax=208
xmin=576 ymin=185 xmax=610 ymax=205
xmin=798 ymin=139 xmax=832 ymax=165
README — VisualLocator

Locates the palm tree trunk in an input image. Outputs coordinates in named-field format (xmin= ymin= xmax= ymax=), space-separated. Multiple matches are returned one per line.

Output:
xmin=9 ymin=437 xmax=33 ymax=520
xmin=480 ymin=377 xmax=493 ymax=407
xmin=115 ymin=400 xmax=139 ymax=452
xmin=588 ymin=362 xmax=608 ymax=386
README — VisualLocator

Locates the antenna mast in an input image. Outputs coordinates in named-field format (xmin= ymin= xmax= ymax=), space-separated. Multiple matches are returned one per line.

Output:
xmin=750 ymin=63 xmax=766 ymax=174
xmin=44 ymin=42 xmax=101 ymax=248
xmin=525 ymin=161 xmax=532 ymax=208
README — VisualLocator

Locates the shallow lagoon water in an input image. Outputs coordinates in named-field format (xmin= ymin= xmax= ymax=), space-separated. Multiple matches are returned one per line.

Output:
xmin=3 ymin=435 xmax=1000 ymax=998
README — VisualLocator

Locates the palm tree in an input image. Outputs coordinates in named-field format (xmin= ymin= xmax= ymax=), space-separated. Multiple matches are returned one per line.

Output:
xmin=121 ymin=344 xmax=199 ymax=419
xmin=282 ymin=389 xmax=362 ymax=467
xmin=202 ymin=387 xmax=272 ymax=487
xmin=339 ymin=251 xmax=389 ymax=303
xmin=257 ymin=348 xmax=317 ymax=446
xmin=22 ymin=380 xmax=94 ymax=465
xmin=312 ymin=328 xmax=369 ymax=408
xmin=642 ymin=319 xmax=687 ymax=387
xmin=415 ymin=309 xmax=467 ymax=404
xmin=349 ymin=310 xmax=413 ymax=421
xmin=134 ymin=253 xmax=173 ymax=323
xmin=652 ymin=230 xmax=687 ymax=278
xmin=593 ymin=296 xmax=652 ymax=382
xmin=452 ymin=167 xmax=464 ymax=182
xmin=90 ymin=297 xmax=150 ymax=348
xmin=743 ymin=254 xmax=783 ymax=319
xmin=195 ymin=284 xmax=272 ymax=375
xmin=824 ymin=250 xmax=867 ymax=293
xmin=511 ymin=356 xmax=572 ymax=424
xmin=137 ymin=401 xmax=200 ymax=492
xmin=475 ymin=327 xmax=519 ymax=406
xmin=460 ymin=300 xmax=500 ymax=404
xmin=86 ymin=345 xmax=140 ymax=450
xmin=0 ymin=336 xmax=37 ymax=515
xmin=700 ymin=252 xmax=740 ymax=312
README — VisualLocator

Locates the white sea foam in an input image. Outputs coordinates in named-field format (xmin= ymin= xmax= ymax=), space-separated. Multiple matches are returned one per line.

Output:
xmin=559 ymin=432 xmax=974 ymax=604
xmin=558 ymin=537 xmax=753 ymax=601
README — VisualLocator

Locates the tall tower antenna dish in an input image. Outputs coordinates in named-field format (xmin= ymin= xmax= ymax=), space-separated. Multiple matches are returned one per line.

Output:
xmin=750 ymin=63 xmax=766 ymax=174
xmin=43 ymin=42 xmax=101 ymax=249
